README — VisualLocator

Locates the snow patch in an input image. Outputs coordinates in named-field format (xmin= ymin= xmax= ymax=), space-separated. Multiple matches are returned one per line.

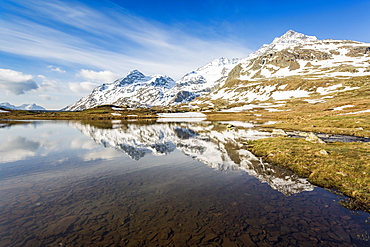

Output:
xmin=342 ymin=109 xmax=370 ymax=115
xmin=271 ymin=90 xmax=310 ymax=100
xmin=219 ymin=121 xmax=255 ymax=128
xmin=332 ymin=105 xmax=354 ymax=111
xmin=158 ymin=112 xmax=206 ymax=118
xmin=317 ymin=84 xmax=360 ymax=95
xmin=305 ymin=99 xmax=326 ymax=104
xmin=220 ymin=103 xmax=286 ymax=112
xmin=262 ymin=121 xmax=279 ymax=125
xmin=156 ymin=118 xmax=206 ymax=123
xmin=112 ymin=107 xmax=125 ymax=111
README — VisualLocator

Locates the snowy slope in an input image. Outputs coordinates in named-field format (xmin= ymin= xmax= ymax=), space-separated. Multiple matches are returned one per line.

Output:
xmin=193 ymin=30 xmax=370 ymax=107
xmin=243 ymin=30 xmax=318 ymax=61
xmin=166 ymin=57 xmax=240 ymax=103
xmin=236 ymin=30 xmax=370 ymax=81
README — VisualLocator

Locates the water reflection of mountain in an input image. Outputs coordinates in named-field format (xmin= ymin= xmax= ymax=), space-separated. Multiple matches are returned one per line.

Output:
xmin=71 ymin=121 xmax=314 ymax=195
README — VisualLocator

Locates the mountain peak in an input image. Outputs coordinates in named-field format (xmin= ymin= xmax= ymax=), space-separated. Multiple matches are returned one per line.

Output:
xmin=114 ymin=69 xmax=146 ymax=86
xmin=272 ymin=30 xmax=317 ymax=45
xmin=245 ymin=30 xmax=319 ymax=60
xmin=209 ymin=57 xmax=230 ymax=67
xmin=126 ymin=69 xmax=145 ymax=79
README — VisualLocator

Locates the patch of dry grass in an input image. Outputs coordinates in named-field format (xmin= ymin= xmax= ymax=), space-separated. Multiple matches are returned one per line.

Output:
xmin=0 ymin=106 xmax=158 ymax=121
xmin=248 ymin=137 xmax=370 ymax=212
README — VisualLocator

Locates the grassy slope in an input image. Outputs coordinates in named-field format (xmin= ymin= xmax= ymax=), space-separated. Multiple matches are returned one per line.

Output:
xmin=248 ymin=138 xmax=370 ymax=211
xmin=0 ymin=105 xmax=158 ymax=121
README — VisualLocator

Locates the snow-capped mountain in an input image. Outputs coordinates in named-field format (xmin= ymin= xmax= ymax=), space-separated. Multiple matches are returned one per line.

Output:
xmin=193 ymin=30 xmax=370 ymax=107
xmin=167 ymin=57 xmax=241 ymax=103
xmin=65 ymin=30 xmax=370 ymax=111
xmin=71 ymin=121 xmax=314 ymax=195
xmin=64 ymin=58 xmax=240 ymax=111
xmin=64 ymin=70 xmax=176 ymax=111
xmin=243 ymin=30 xmax=318 ymax=61
xmin=237 ymin=29 xmax=369 ymax=81
xmin=0 ymin=102 xmax=45 ymax=111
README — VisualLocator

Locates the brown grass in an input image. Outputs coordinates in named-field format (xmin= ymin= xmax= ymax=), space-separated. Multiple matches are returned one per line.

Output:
xmin=248 ymin=137 xmax=370 ymax=212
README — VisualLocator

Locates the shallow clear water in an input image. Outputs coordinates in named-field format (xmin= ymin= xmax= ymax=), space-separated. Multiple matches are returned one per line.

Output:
xmin=0 ymin=120 xmax=369 ymax=247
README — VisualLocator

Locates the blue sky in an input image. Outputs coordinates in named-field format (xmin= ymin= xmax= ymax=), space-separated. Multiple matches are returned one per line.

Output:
xmin=0 ymin=0 xmax=369 ymax=110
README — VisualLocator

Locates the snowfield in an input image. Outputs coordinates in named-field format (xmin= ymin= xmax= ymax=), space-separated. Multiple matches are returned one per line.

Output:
xmin=157 ymin=112 xmax=207 ymax=118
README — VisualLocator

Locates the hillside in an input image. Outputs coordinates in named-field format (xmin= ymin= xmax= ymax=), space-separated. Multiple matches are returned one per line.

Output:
xmin=64 ymin=30 xmax=370 ymax=113
xmin=190 ymin=30 xmax=370 ymax=110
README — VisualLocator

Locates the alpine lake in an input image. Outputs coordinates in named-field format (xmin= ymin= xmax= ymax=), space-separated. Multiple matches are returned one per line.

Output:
xmin=0 ymin=119 xmax=369 ymax=247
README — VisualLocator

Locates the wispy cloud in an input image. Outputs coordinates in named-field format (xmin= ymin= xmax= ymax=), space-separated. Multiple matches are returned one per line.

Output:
xmin=0 ymin=68 xmax=39 ymax=95
xmin=39 ymin=94 xmax=58 ymax=101
xmin=48 ymin=65 xmax=66 ymax=73
xmin=68 ymin=81 xmax=99 ymax=93
xmin=37 ymin=75 xmax=62 ymax=92
xmin=0 ymin=0 xmax=251 ymax=79
xmin=77 ymin=69 xmax=119 ymax=83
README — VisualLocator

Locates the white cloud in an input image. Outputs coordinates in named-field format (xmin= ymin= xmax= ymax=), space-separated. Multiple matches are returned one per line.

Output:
xmin=47 ymin=65 xmax=66 ymax=73
xmin=0 ymin=136 xmax=40 ymax=163
xmin=36 ymin=75 xmax=62 ymax=92
xmin=83 ymin=148 xmax=122 ymax=161
xmin=39 ymin=94 xmax=58 ymax=101
xmin=0 ymin=68 xmax=39 ymax=95
xmin=71 ymin=137 xmax=97 ymax=150
xmin=68 ymin=81 xmax=99 ymax=93
xmin=41 ymin=81 xmax=61 ymax=92
xmin=0 ymin=68 xmax=33 ymax=82
xmin=0 ymin=0 xmax=252 ymax=79
xmin=78 ymin=69 xmax=119 ymax=83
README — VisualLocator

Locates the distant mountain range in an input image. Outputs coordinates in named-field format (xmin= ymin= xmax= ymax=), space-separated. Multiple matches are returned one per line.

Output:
xmin=64 ymin=57 xmax=239 ymax=111
xmin=64 ymin=30 xmax=370 ymax=111
xmin=0 ymin=102 xmax=46 ymax=111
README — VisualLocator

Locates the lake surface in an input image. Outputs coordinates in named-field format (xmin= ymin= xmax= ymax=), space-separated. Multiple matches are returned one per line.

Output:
xmin=0 ymin=120 xmax=369 ymax=246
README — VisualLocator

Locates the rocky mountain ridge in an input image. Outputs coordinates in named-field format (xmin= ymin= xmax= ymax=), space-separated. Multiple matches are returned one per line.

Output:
xmin=64 ymin=56 xmax=240 ymax=111
xmin=64 ymin=30 xmax=370 ymax=111
xmin=0 ymin=102 xmax=46 ymax=111
xmin=64 ymin=70 xmax=176 ymax=110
